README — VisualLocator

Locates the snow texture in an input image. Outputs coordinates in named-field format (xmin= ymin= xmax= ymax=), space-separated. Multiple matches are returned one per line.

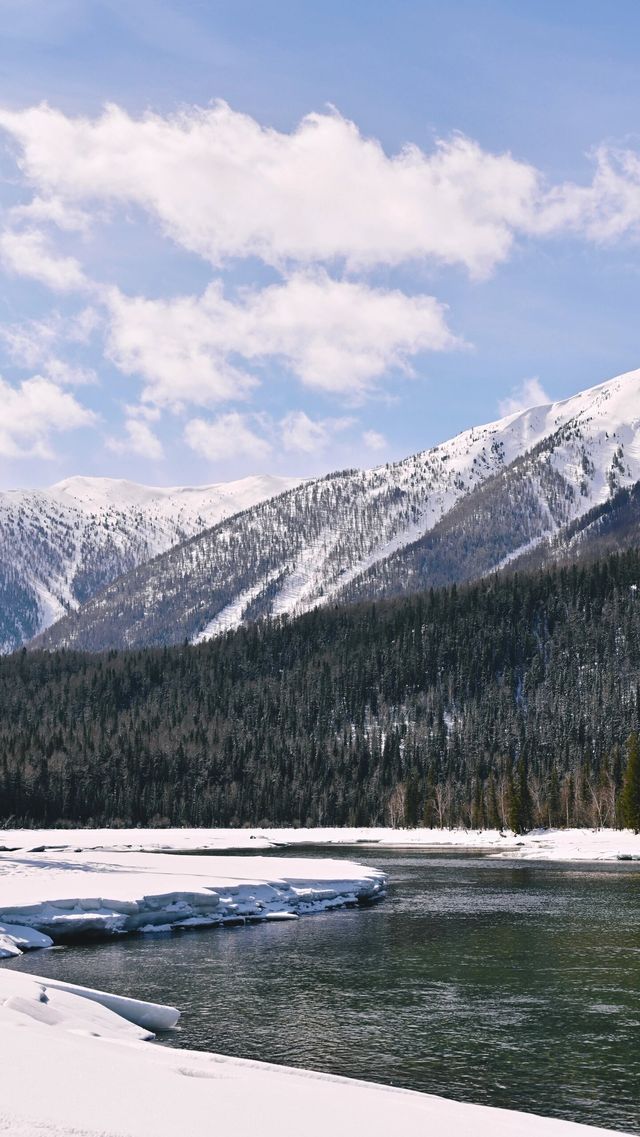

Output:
xmin=0 ymin=849 xmax=386 ymax=947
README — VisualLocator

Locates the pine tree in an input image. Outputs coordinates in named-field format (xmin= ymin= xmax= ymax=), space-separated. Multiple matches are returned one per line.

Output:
xmin=620 ymin=732 xmax=640 ymax=832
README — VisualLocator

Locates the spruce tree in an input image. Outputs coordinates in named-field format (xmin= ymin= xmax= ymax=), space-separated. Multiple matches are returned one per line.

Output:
xmin=620 ymin=732 xmax=640 ymax=832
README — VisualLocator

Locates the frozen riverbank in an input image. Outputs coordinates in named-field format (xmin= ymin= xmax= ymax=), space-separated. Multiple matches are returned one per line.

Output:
xmin=2 ymin=825 xmax=640 ymax=860
xmin=0 ymin=966 xmax=632 ymax=1137
xmin=0 ymin=848 xmax=385 ymax=955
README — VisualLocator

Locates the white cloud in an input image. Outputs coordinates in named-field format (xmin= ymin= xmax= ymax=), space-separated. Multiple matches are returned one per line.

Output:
xmin=9 ymin=194 xmax=91 ymax=232
xmin=0 ymin=101 xmax=541 ymax=278
xmin=105 ymin=285 xmax=256 ymax=410
xmin=42 ymin=357 xmax=96 ymax=385
xmin=107 ymin=414 xmax=164 ymax=461
xmin=363 ymin=429 xmax=388 ymax=451
xmin=238 ymin=273 xmax=457 ymax=396
xmin=498 ymin=376 xmax=551 ymax=417
xmin=106 ymin=272 xmax=456 ymax=408
xmin=280 ymin=410 xmax=353 ymax=453
xmin=534 ymin=146 xmax=640 ymax=242
xmin=0 ymin=227 xmax=86 ymax=291
xmin=0 ymin=310 xmax=99 ymax=382
xmin=184 ymin=412 xmax=272 ymax=463
xmin=0 ymin=315 xmax=59 ymax=369
xmin=0 ymin=374 xmax=95 ymax=458
xmin=4 ymin=102 xmax=640 ymax=275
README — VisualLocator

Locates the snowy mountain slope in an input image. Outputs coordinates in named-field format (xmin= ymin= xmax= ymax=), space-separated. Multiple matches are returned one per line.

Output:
xmin=33 ymin=367 xmax=640 ymax=653
xmin=502 ymin=480 xmax=640 ymax=576
xmin=0 ymin=473 xmax=300 ymax=652
xmin=335 ymin=394 xmax=640 ymax=603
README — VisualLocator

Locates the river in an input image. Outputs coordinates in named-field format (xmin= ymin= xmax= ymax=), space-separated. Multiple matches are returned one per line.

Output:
xmin=6 ymin=847 xmax=640 ymax=1132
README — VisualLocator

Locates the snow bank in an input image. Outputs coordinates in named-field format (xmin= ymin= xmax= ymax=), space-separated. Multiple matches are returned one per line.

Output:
xmin=0 ymin=967 xmax=630 ymax=1137
xmin=3 ymin=825 xmax=640 ymax=860
xmin=261 ymin=826 xmax=640 ymax=860
xmin=0 ymin=825 xmax=277 ymax=854
xmin=0 ymin=969 xmax=161 ymax=1041
xmin=0 ymin=849 xmax=386 ymax=948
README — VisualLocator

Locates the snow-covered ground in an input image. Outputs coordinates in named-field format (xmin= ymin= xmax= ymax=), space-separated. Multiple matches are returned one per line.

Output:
xmin=0 ymin=848 xmax=386 ymax=954
xmin=2 ymin=825 xmax=640 ymax=860
xmin=0 ymin=967 xmax=628 ymax=1137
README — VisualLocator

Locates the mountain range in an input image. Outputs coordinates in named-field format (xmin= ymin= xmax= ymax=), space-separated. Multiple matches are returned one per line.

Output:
xmin=3 ymin=366 xmax=640 ymax=654
xmin=0 ymin=473 xmax=300 ymax=653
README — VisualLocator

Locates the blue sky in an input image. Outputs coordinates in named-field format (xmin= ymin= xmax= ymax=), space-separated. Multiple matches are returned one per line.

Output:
xmin=1 ymin=0 xmax=640 ymax=488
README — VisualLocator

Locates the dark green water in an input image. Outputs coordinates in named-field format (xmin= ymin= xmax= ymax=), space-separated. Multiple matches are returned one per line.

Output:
xmin=6 ymin=848 xmax=640 ymax=1132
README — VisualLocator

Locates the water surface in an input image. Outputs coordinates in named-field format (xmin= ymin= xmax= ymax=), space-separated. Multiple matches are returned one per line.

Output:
xmin=7 ymin=848 xmax=640 ymax=1132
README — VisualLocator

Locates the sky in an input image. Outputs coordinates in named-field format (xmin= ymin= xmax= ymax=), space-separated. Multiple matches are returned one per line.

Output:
xmin=1 ymin=0 xmax=640 ymax=489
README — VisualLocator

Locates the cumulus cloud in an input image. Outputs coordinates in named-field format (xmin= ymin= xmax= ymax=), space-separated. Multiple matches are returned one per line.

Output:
xmin=184 ymin=412 xmax=272 ymax=463
xmin=0 ymin=101 xmax=541 ymax=278
xmin=3 ymin=99 xmax=639 ymax=474
xmin=105 ymin=286 xmax=256 ymax=409
xmin=9 ymin=194 xmax=91 ymax=232
xmin=42 ymin=357 xmax=96 ymax=385
xmin=362 ymin=429 xmax=388 ymax=451
xmin=0 ymin=310 xmax=99 ymax=383
xmin=0 ymin=374 xmax=95 ymax=458
xmin=107 ymin=413 xmax=164 ymax=460
xmin=0 ymin=227 xmax=86 ymax=291
xmin=106 ymin=272 xmax=456 ymax=408
xmin=534 ymin=146 xmax=640 ymax=242
xmin=280 ymin=410 xmax=353 ymax=453
xmin=498 ymin=376 xmax=551 ymax=417
xmin=2 ymin=102 xmax=640 ymax=284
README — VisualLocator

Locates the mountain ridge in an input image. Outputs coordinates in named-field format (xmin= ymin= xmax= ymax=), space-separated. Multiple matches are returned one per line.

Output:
xmin=31 ymin=366 xmax=640 ymax=653
xmin=0 ymin=473 xmax=301 ymax=652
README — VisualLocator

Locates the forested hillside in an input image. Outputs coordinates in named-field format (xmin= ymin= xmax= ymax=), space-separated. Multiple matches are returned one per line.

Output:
xmin=2 ymin=551 xmax=640 ymax=831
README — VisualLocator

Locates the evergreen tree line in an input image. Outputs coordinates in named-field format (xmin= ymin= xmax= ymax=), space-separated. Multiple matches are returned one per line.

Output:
xmin=2 ymin=549 xmax=640 ymax=832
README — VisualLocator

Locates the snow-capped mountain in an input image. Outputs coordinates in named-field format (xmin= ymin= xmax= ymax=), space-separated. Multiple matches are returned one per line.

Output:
xmin=32 ymin=367 xmax=640 ymax=654
xmin=0 ymin=473 xmax=300 ymax=653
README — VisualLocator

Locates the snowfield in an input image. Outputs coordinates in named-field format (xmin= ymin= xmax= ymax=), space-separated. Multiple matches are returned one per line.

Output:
xmin=0 ymin=849 xmax=386 ymax=954
xmin=0 ymin=967 xmax=629 ymax=1137
xmin=2 ymin=825 xmax=639 ymax=860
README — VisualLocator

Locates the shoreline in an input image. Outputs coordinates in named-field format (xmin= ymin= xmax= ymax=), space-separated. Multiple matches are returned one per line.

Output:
xmin=0 ymin=849 xmax=386 ymax=955
xmin=2 ymin=825 xmax=640 ymax=861
xmin=0 ymin=958 xmax=633 ymax=1137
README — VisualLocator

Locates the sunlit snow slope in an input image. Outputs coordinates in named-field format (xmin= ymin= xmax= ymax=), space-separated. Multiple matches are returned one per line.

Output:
xmin=0 ymin=474 xmax=300 ymax=652
xmin=33 ymin=367 xmax=640 ymax=652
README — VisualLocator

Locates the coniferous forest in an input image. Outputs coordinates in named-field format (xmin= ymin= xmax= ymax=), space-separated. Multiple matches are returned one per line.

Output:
xmin=2 ymin=550 xmax=640 ymax=832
